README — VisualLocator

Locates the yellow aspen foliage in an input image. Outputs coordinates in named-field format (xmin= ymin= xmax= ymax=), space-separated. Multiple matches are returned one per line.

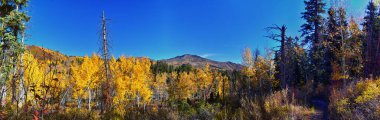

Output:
xmin=335 ymin=98 xmax=349 ymax=114
xmin=331 ymin=62 xmax=348 ymax=81
xmin=255 ymin=54 xmax=275 ymax=83
xmin=111 ymin=56 xmax=131 ymax=115
xmin=203 ymin=63 xmax=213 ymax=88
xmin=177 ymin=72 xmax=196 ymax=100
xmin=113 ymin=56 xmax=152 ymax=108
xmin=354 ymin=80 xmax=380 ymax=103
xmin=109 ymin=56 xmax=117 ymax=76
xmin=242 ymin=48 xmax=254 ymax=77
xmin=55 ymin=67 xmax=68 ymax=92
xmin=90 ymin=53 xmax=102 ymax=87
xmin=71 ymin=57 xmax=86 ymax=100
xmin=154 ymin=73 xmax=168 ymax=101
xmin=215 ymin=72 xmax=229 ymax=98
xmin=194 ymin=69 xmax=203 ymax=95
xmin=47 ymin=60 xmax=68 ymax=98
xmin=241 ymin=48 xmax=275 ymax=90
xmin=131 ymin=57 xmax=152 ymax=105
xmin=167 ymin=71 xmax=178 ymax=101
xmin=38 ymin=58 xmax=60 ymax=99
xmin=43 ymin=58 xmax=70 ymax=98
xmin=71 ymin=55 xmax=100 ymax=101
xmin=23 ymin=52 xmax=44 ymax=101
xmin=194 ymin=63 xmax=213 ymax=100
xmin=113 ymin=56 xmax=132 ymax=106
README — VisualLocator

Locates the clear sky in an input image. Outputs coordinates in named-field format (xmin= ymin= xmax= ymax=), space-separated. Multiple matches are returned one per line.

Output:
xmin=26 ymin=0 xmax=368 ymax=63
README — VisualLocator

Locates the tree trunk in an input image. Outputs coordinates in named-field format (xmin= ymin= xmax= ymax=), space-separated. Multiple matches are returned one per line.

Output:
xmin=0 ymin=85 xmax=6 ymax=106
xmin=18 ymin=29 xmax=26 ymax=108
xmin=101 ymin=11 xmax=113 ymax=114
xmin=88 ymin=89 xmax=91 ymax=111
xmin=77 ymin=97 xmax=82 ymax=109
xmin=280 ymin=26 xmax=287 ymax=89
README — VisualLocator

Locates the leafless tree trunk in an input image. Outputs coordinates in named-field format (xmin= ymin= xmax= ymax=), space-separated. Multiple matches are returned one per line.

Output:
xmin=18 ymin=26 xmax=26 ymax=108
xmin=100 ymin=11 xmax=113 ymax=114
xmin=266 ymin=25 xmax=287 ymax=89
xmin=88 ymin=88 xmax=91 ymax=111
xmin=339 ymin=14 xmax=347 ymax=86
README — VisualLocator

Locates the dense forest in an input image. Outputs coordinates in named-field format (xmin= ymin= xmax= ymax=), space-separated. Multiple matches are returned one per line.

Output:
xmin=1 ymin=0 xmax=380 ymax=120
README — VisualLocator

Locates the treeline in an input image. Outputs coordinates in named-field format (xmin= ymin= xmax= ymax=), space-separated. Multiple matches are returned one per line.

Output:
xmin=3 ymin=51 xmax=243 ymax=119
xmin=7 ymin=49 xmax=312 ymax=119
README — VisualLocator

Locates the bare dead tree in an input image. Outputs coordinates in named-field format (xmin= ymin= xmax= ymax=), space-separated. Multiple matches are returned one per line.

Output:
xmin=100 ymin=11 xmax=113 ymax=114
xmin=266 ymin=25 xmax=288 ymax=89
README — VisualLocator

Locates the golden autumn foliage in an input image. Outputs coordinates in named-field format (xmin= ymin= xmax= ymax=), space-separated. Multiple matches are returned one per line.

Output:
xmin=241 ymin=48 xmax=276 ymax=90
xmin=130 ymin=57 xmax=152 ymax=105
xmin=215 ymin=72 xmax=229 ymax=98
xmin=177 ymin=72 xmax=196 ymax=100
xmin=194 ymin=63 xmax=213 ymax=100
xmin=354 ymin=80 xmax=380 ymax=103
xmin=331 ymin=62 xmax=345 ymax=81
xmin=113 ymin=56 xmax=132 ymax=106
xmin=167 ymin=71 xmax=178 ymax=101
xmin=72 ymin=56 xmax=99 ymax=100
xmin=4 ymin=46 xmax=327 ymax=120
xmin=23 ymin=52 xmax=44 ymax=101
xmin=153 ymin=73 xmax=168 ymax=101
xmin=0 ymin=44 xmax=248 ymax=119
xmin=113 ymin=56 xmax=152 ymax=110
xmin=330 ymin=78 xmax=380 ymax=119
xmin=3 ymin=0 xmax=380 ymax=119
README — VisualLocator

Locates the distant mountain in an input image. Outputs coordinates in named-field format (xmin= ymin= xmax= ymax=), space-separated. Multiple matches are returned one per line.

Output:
xmin=160 ymin=54 xmax=243 ymax=71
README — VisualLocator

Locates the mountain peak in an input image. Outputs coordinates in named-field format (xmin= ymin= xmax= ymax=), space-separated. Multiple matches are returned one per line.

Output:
xmin=173 ymin=54 xmax=205 ymax=60
xmin=161 ymin=54 xmax=242 ymax=71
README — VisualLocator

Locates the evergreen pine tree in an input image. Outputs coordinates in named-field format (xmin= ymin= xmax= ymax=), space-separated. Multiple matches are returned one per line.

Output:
xmin=0 ymin=0 xmax=30 ymax=105
xmin=363 ymin=1 xmax=379 ymax=77
xmin=300 ymin=0 xmax=327 ymax=85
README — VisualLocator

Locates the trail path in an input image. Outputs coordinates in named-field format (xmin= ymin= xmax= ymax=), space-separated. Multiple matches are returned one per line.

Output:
xmin=310 ymin=98 xmax=328 ymax=120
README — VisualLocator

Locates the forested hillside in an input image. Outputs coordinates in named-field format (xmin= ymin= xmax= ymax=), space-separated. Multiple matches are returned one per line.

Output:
xmin=1 ymin=0 xmax=380 ymax=120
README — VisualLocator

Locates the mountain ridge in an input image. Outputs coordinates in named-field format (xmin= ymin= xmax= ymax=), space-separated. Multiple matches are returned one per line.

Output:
xmin=160 ymin=54 xmax=243 ymax=71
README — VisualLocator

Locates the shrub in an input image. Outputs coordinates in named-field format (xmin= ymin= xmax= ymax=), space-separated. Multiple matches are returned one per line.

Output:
xmin=329 ymin=79 xmax=380 ymax=119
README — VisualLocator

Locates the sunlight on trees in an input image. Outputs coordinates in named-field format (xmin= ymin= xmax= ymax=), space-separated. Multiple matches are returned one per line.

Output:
xmin=2 ymin=0 xmax=380 ymax=119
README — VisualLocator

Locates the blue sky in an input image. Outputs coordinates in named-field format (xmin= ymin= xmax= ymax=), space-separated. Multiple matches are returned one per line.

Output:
xmin=26 ymin=0 xmax=368 ymax=63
